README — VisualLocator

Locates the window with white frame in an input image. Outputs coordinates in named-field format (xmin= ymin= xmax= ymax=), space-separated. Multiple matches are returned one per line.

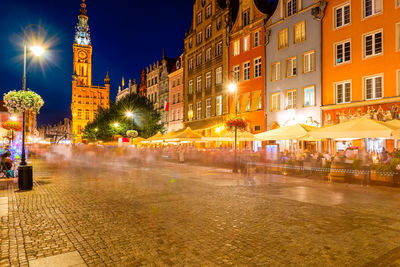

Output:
xmin=286 ymin=89 xmax=297 ymax=109
xmin=177 ymin=93 xmax=180 ymax=102
xmin=294 ymin=21 xmax=306 ymax=44
xmin=189 ymin=80 xmax=193 ymax=94
xmin=197 ymin=76 xmax=202 ymax=92
xmin=287 ymin=0 xmax=297 ymax=17
xmin=243 ymin=35 xmax=250 ymax=52
xmin=216 ymin=42 xmax=223 ymax=56
xmin=197 ymin=31 xmax=203 ymax=44
xmin=188 ymin=58 xmax=193 ymax=70
xmin=243 ymin=62 xmax=250 ymax=81
xmin=271 ymin=93 xmax=280 ymax=112
xmin=335 ymin=40 xmax=351 ymax=65
xmin=197 ymin=12 xmax=202 ymax=25
xmin=335 ymin=81 xmax=351 ymax=104
xmin=253 ymin=31 xmax=261 ymax=47
xmin=254 ymin=58 xmax=262 ymax=78
xmin=303 ymin=86 xmax=315 ymax=107
xmin=303 ymin=51 xmax=315 ymax=73
xmin=396 ymin=23 xmax=400 ymax=51
xmin=206 ymin=72 xmax=212 ymax=89
xmin=335 ymin=3 xmax=351 ymax=29
xmin=278 ymin=28 xmax=289 ymax=49
xmin=206 ymin=4 xmax=212 ymax=18
xmin=177 ymin=109 xmax=180 ymax=120
xmin=233 ymin=40 xmax=240 ymax=56
xmin=271 ymin=62 xmax=281 ymax=82
xmin=172 ymin=110 xmax=176 ymax=121
xmin=364 ymin=75 xmax=383 ymax=100
xmin=363 ymin=30 xmax=383 ymax=58
xmin=216 ymin=95 xmax=222 ymax=116
xmin=233 ymin=65 xmax=240 ymax=82
xmin=188 ymin=104 xmax=193 ymax=120
xmin=197 ymin=101 xmax=202 ymax=119
xmin=206 ymin=24 xmax=212 ymax=39
xmin=197 ymin=53 xmax=202 ymax=66
xmin=286 ymin=57 xmax=297 ymax=77
xmin=173 ymin=94 xmax=176 ymax=104
xmin=216 ymin=67 xmax=222 ymax=84
xmin=206 ymin=98 xmax=211 ymax=118
xmin=206 ymin=47 xmax=212 ymax=62
xmin=363 ymin=0 xmax=382 ymax=18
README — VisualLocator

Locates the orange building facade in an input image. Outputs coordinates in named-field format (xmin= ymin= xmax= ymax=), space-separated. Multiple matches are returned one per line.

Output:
xmin=71 ymin=0 xmax=110 ymax=140
xmin=322 ymin=0 xmax=400 ymax=126
xmin=228 ymin=0 xmax=268 ymax=134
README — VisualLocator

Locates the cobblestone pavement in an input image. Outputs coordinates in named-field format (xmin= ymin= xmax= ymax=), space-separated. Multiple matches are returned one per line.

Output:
xmin=1 ymin=158 xmax=400 ymax=266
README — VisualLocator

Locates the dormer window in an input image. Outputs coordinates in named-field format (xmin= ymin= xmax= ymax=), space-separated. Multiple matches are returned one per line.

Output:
xmin=242 ymin=9 xmax=250 ymax=26
xmin=287 ymin=0 xmax=297 ymax=17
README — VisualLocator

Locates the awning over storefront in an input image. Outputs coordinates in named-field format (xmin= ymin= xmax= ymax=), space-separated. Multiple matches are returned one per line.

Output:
xmin=309 ymin=118 xmax=399 ymax=139
xmin=202 ymin=130 xmax=257 ymax=142
xmin=169 ymin=127 xmax=203 ymax=142
xmin=256 ymin=124 xmax=317 ymax=141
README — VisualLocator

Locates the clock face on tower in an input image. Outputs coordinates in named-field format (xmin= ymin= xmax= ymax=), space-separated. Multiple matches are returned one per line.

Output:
xmin=78 ymin=51 xmax=87 ymax=60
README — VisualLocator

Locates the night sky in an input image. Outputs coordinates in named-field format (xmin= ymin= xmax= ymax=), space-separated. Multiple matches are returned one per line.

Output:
xmin=0 ymin=0 xmax=193 ymax=125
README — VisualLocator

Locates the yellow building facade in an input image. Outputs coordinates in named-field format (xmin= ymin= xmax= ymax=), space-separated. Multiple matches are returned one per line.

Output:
xmin=71 ymin=0 xmax=110 ymax=140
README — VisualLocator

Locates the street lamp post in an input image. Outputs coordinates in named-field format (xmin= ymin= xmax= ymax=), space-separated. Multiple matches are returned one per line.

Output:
xmin=228 ymin=83 xmax=238 ymax=173
xmin=19 ymin=25 xmax=46 ymax=191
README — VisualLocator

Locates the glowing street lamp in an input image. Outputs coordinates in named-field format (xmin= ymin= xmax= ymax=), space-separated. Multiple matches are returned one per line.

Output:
xmin=125 ymin=111 xmax=133 ymax=118
xmin=19 ymin=24 xmax=47 ymax=191
xmin=113 ymin=122 xmax=119 ymax=128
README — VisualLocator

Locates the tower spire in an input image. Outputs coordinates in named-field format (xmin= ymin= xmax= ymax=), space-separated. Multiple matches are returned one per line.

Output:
xmin=75 ymin=0 xmax=91 ymax=45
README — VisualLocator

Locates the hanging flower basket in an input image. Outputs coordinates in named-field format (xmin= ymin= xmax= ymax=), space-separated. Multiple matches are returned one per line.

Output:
xmin=3 ymin=90 xmax=44 ymax=114
xmin=225 ymin=117 xmax=248 ymax=131
xmin=2 ymin=121 xmax=23 ymax=132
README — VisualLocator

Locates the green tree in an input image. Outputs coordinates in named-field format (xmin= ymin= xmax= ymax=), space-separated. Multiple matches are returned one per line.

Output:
xmin=83 ymin=93 xmax=164 ymax=141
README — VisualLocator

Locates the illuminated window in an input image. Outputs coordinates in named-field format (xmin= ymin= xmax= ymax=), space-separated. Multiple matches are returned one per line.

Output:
xmin=206 ymin=98 xmax=211 ymax=118
xmin=188 ymin=104 xmax=193 ymax=120
xmin=271 ymin=93 xmax=281 ymax=112
xmin=335 ymin=40 xmax=351 ymax=65
xmin=286 ymin=89 xmax=297 ymax=109
xmin=335 ymin=81 xmax=351 ymax=104
xmin=294 ymin=21 xmax=306 ymax=44
xmin=197 ymin=76 xmax=202 ymax=92
xmin=363 ymin=30 xmax=383 ymax=58
xmin=197 ymin=53 xmax=202 ymax=66
xmin=363 ymin=0 xmax=382 ymax=18
xmin=364 ymin=75 xmax=383 ymax=100
xmin=189 ymin=80 xmax=193 ymax=95
xmin=197 ymin=101 xmax=202 ymax=120
xmin=188 ymin=58 xmax=193 ymax=71
xmin=303 ymin=86 xmax=315 ymax=107
xmin=285 ymin=57 xmax=297 ymax=78
xmin=302 ymin=50 xmax=315 ymax=73
xmin=85 ymin=110 xmax=90 ymax=120
xmin=216 ymin=67 xmax=222 ymax=84
xmin=278 ymin=28 xmax=289 ymax=49
xmin=253 ymin=58 xmax=262 ymax=78
xmin=334 ymin=3 xmax=351 ymax=29
xmin=216 ymin=95 xmax=222 ymax=116
xmin=197 ymin=31 xmax=203 ymax=44
xmin=287 ymin=0 xmax=297 ymax=16
xmin=243 ymin=35 xmax=250 ymax=52
xmin=206 ymin=72 xmax=212 ymax=89
xmin=397 ymin=0 xmax=400 ymax=8
xmin=233 ymin=40 xmax=240 ymax=56
xmin=271 ymin=62 xmax=281 ymax=82
xmin=233 ymin=65 xmax=240 ymax=82
xmin=78 ymin=109 xmax=82 ymax=119
xmin=253 ymin=31 xmax=261 ymax=47
xmin=243 ymin=62 xmax=250 ymax=81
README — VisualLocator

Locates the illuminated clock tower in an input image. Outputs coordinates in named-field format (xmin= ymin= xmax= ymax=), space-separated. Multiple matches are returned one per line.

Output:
xmin=71 ymin=0 xmax=110 ymax=141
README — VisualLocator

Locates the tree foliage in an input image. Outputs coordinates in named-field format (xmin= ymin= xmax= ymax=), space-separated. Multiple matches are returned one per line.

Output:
xmin=83 ymin=93 xmax=164 ymax=141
